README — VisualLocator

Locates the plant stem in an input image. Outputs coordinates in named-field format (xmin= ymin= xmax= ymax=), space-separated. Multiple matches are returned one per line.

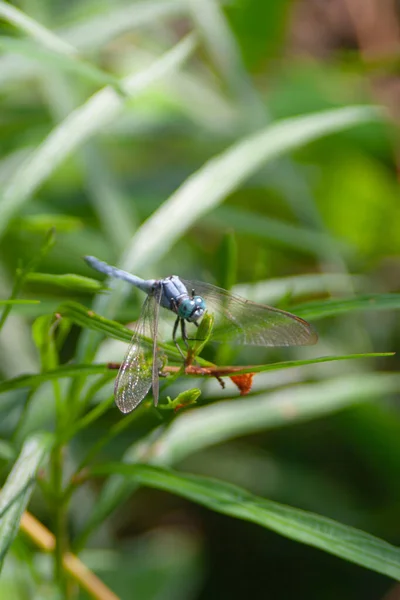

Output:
xmin=51 ymin=443 xmax=67 ymax=594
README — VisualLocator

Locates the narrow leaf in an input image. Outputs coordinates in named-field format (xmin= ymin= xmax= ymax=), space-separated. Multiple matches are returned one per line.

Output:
xmin=121 ymin=106 xmax=383 ymax=273
xmin=26 ymin=273 xmax=105 ymax=292
xmin=90 ymin=464 xmax=400 ymax=581
xmin=0 ymin=353 xmax=392 ymax=394
xmin=295 ymin=294 xmax=400 ymax=320
xmin=0 ymin=34 xmax=196 ymax=238
xmin=0 ymin=433 xmax=53 ymax=570
xmin=76 ymin=372 xmax=400 ymax=548
xmin=0 ymin=0 xmax=75 ymax=55
xmin=0 ymin=300 xmax=40 ymax=306
xmin=0 ymin=37 xmax=123 ymax=88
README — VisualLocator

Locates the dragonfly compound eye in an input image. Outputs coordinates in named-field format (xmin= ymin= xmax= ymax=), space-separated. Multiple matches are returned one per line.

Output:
xmin=178 ymin=296 xmax=206 ymax=322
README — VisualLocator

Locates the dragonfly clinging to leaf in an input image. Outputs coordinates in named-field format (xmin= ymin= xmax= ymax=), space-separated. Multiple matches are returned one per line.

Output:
xmin=84 ymin=256 xmax=317 ymax=414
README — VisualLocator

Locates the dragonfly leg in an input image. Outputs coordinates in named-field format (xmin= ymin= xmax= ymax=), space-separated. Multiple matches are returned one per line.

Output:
xmin=173 ymin=316 xmax=186 ymax=359
xmin=180 ymin=319 xmax=190 ymax=348
xmin=185 ymin=320 xmax=203 ymax=342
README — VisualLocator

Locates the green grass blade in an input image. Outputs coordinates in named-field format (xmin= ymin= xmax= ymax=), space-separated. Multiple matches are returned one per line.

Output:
xmin=0 ymin=34 xmax=196 ymax=239
xmin=295 ymin=294 xmax=400 ymax=320
xmin=233 ymin=273 xmax=365 ymax=305
xmin=206 ymin=206 xmax=351 ymax=256
xmin=197 ymin=353 xmax=394 ymax=377
xmin=0 ymin=0 xmax=75 ymax=55
xmin=121 ymin=105 xmax=383 ymax=273
xmin=90 ymin=463 xmax=400 ymax=581
xmin=0 ymin=228 xmax=55 ymax=330
xmin=25 ymin=273 xmax=105 ymax=293
xmin=60 ymin=0 xmax=191 ymax=51
xmin=189 ymin=0 xmax=265 ymax=126
xmin=75 ymin=372 xmax=400 ymax=548
xmin=0 ymin=36 xmax=124 ymax=88
xmin=0 ymin=364 xmax=114 ymax=393
xmin=0 ymin=353 xmax=392 ymax=394
xmin=0 ymin=300 xmax=40 ymax=306
xmin=142 ymin=372 xmax=400 ymax=464
xmin=0 ymin=433 xmax=53 ymax=571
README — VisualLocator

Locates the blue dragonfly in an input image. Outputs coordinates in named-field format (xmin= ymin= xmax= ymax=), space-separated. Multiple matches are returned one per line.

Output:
xmin=85 ymin=256 xmax=317 ymax=413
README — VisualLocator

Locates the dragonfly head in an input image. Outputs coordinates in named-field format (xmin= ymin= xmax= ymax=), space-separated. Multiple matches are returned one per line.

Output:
xmin=178 ymin=296 xmax=206 ymax=322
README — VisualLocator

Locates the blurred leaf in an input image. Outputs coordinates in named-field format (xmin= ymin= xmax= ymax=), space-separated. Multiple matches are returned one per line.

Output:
xmin=60 ymin=0 xmax=192 ymax=51
xmin=26 ymin=273 xmax=105 ymax=293
xmin=295 ymin=294 xmax=400 ymax=320
xmin=11 ymin=214 xmax=82 ymax=233
xmin=0 ymin=0 xmax=75 ymax=55
xmin=0 ymin=440 xmax=15 ymax=461
xmin=216 ymin=230 xmax=237 ymax=290
xmin=32 ymin=315 xmax=58 ymax=371
xmin=319 ymin=155 xmax=400 ymax=255
xmin=0 ymin=433 xmax=52 ymax=571
xmin=121 ymin=105 xmax=382 ymax=274
xmin=76 ymin=372 xmax=400 ymax=548
xmin=0 ymin=36 xmax=124 ymax=89
xmin=189 ymin=0 xmax=265 ymax=127
xmin=0 ymin=353 xmax=392 ymax=395
xmin=206 ymin=206 xmax=351 ymax=256
xmin=90 ymin=463 xmax=400 ymax=581
xmin=0 ymin=34 xmax=196 ymax=239
xmin=0 ymin=364 xmax=114 ymax=393
xmin=0 ymin=300 xmax=39 ymax=306
xmin=233 ymin=273 xmax=365 ymax=305
xmin=0 ymin=228 xmax=55 ymax=331
xmin=227 ymin=0 xmax=292 ymax=69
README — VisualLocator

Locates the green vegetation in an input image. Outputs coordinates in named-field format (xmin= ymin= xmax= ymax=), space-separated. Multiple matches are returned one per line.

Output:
xmin=0 ymin=1 xmax=399 ymax=598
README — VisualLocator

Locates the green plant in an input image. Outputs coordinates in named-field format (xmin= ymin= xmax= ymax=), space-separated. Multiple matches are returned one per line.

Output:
xmin=0 ymin=2 xmax=399 ymax=599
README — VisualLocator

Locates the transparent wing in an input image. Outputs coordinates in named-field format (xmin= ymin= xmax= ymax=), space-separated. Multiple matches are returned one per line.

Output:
xmin=115 ymin=286 xmax=163 ymax=413
xmin=181 ymin=279 xmax=317 ymax=347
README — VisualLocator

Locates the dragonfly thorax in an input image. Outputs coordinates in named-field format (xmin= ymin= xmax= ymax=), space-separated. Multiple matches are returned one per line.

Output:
xmin=177 ymin=295 xmax=206 ymax=322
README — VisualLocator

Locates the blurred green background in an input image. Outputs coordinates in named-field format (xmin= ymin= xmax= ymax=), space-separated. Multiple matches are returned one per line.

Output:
xmin=0 ymin=0 xmax=399 ymax=599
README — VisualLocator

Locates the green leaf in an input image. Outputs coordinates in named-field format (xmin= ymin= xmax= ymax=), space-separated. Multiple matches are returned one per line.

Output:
xmin=0 ymin=228 xmax=55 ymax=330
xmin=58 ymin=301 xmax=183 ymax=361
xmin=0 ymin=36 xmax=124 ymax=89
xmin=0 ymin=364 xmax=114 ymax=394
xmin=295 ymin=294 xmax=400 ymax=320
xmin=60 ymin=0 xmax=193 ymax=52
xmin=32 ymin=315 xmax=59 ymax=371
xmin=0 ymin=300 xmax=40 ymax=306
xmin=217 ymin=230 xmax=238 ymax=291
xmin=0 ymin=440 xmax=16 ymax=462
xmin=0 ymin=353 xmax=391 ymax=396
xmin=190 ymin=311 xmax=215 ymax=358
xmin=233 ymin=273 xmax=364 ymax=306
xmin=90 ymin=463 xmax=400 ymax=581
xmin=75 ymin=372 xmax=400 ymax=550
xmin=0 ymin=34 xmax=196 ymax=239
xmin=0 ymin=1 xmax=75 ymax=55
xmin=120 ymin=106 xmax=383 ymax=273
xmin=161 ymin=389 xmax=201 ymax=412
xmin=187 ymin=353 xmax=394 ymax=377
xmin=0 ymin=433 xmax=53 ymax=571
xmin=25 ymin=273 xmax=105 ymax=293
xmin=11 ymin=214 xmax=82 ymax=233
xmin=206 ymin=206 xmax=351 ymax=256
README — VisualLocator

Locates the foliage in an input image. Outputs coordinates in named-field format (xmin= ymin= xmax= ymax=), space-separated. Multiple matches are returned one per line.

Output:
xmin=0 ymin=1 xmax=399 ymax=599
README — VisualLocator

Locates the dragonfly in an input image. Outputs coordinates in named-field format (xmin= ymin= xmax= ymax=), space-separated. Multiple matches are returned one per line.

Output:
xmin=85 ymin=256 xmax=317 ymax=414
